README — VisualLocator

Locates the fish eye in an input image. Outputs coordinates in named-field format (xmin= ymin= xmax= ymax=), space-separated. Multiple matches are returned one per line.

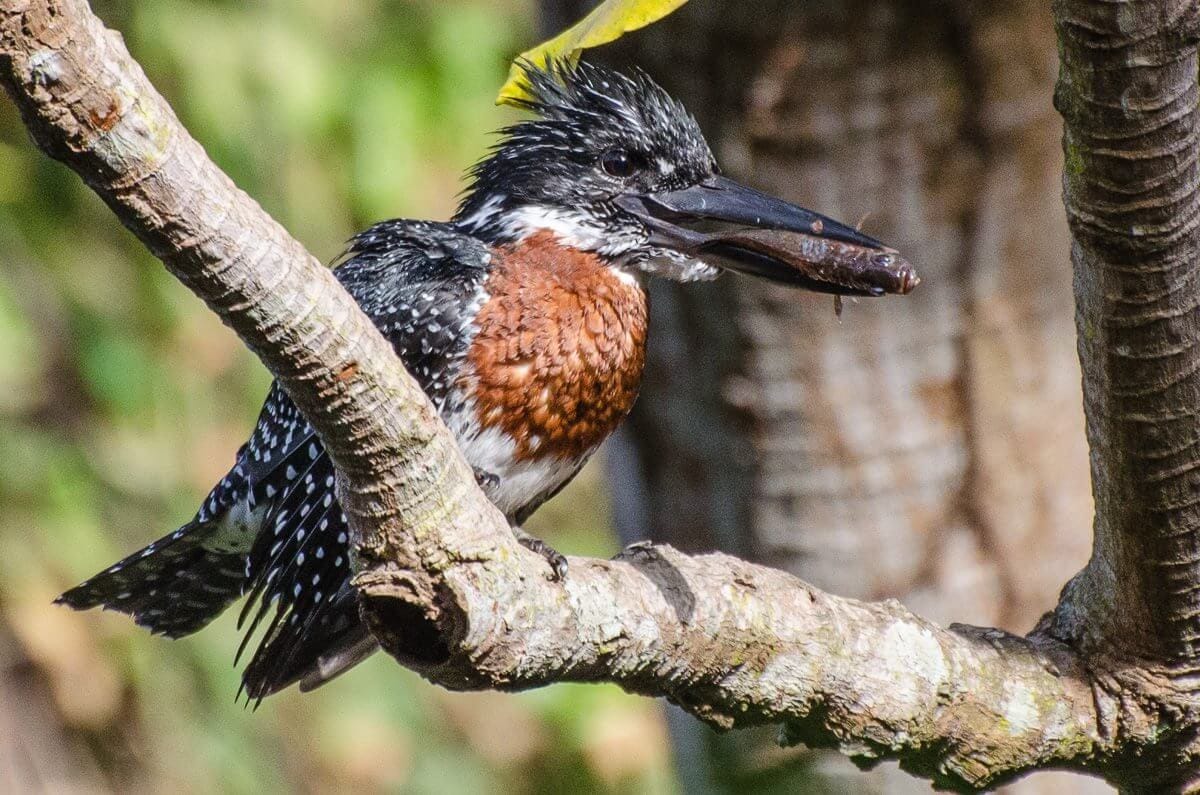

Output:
xmin=600 ymin=148 xmax=641 ymax=178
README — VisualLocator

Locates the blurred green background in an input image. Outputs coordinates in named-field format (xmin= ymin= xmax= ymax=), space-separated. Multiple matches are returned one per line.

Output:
xmin=0 ymin=1 xmax=678 ymax=791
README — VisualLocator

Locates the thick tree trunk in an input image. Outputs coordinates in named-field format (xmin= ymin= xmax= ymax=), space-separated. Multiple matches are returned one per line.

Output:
xmin=559 ymin=1 xmax=1099 ymax=790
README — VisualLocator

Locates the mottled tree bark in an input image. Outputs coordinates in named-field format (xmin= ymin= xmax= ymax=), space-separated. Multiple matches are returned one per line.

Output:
xmin=1055 ymin=0 xmax=1200 ymax=667
xmin=3 ymin=0 xmax=1200 ymax=792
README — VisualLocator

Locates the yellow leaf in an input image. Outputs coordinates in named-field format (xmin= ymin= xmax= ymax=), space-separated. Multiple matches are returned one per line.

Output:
xmin=496 ymin=0 xmax=691 ymax=106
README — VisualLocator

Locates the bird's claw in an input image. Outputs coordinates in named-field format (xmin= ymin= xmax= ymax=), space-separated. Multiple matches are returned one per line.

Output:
xmin=473 ymin=467 xmax=500 ymax=491
xmin=515 ymin=531 xmax=568 ymax=581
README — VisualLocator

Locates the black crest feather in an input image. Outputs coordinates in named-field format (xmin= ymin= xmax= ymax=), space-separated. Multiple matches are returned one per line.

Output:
xmin=454 ymin=59 xmax=714 ymax=227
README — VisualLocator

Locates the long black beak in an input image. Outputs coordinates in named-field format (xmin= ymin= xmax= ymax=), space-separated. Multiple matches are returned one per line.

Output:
xmin=615 ymin=175 xmax=918 ymax=297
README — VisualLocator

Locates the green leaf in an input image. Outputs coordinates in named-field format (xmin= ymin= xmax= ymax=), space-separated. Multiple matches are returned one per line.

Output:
xmin=496 ymin=0 xmax=690 ymax=106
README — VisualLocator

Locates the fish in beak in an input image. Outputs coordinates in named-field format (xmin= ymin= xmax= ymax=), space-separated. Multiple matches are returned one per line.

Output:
xmin=616 ymin=175 xmax=919 ymax=297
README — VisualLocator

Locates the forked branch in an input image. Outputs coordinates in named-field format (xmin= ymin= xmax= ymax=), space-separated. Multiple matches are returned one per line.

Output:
xmin=2 ymin=0 xmax=1199 ymax=790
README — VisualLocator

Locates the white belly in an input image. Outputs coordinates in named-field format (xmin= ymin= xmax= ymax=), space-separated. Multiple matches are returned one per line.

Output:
xmin=444 ymin=404 xmax=586 ymax=520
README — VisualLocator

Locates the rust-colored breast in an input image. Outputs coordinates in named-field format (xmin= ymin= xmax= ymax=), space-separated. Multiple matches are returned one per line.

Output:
xmin=466 ymin=231 xmax=649 ymax=462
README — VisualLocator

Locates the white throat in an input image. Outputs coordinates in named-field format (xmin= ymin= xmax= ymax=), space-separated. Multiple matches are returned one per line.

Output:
xmin=462 ymin=200 xmax=718 ymax=284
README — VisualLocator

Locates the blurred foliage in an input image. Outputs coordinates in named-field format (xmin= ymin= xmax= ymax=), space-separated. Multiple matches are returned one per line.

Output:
xmin=496 ymin=0 xmax=690 ymax=105
xmin=0 ymin=0 xmax=677 ymax=791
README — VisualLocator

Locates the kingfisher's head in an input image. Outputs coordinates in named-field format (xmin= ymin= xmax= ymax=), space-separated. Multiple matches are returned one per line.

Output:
xmin=455 ymin=60 xmax=914 ymax=295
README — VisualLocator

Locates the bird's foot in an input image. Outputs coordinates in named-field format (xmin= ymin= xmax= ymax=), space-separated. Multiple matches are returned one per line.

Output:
xmin=513 ymin=528 xmax=568 ymax=581
xmin=616 ymin=539 xmax=657 ymax=562
xmin=473 ymin=467 xmax=500 ymax=491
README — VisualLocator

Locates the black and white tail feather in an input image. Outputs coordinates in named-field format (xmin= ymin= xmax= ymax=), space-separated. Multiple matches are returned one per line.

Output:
xmin=56 ymin=384 xmax=362 ymax=702
xmin=59 ymin=220 xmax=492 ymax=701
xmin=55 ymin=437 xmax=257 ymax=639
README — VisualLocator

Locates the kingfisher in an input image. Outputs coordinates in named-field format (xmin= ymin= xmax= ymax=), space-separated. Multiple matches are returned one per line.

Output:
xmin=58 ymin=61 xmax=913 ymax=701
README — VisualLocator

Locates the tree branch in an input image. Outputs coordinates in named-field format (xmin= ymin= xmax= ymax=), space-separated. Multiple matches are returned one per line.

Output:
xmin=2 ymin=0 xmax=1199 ymax=790
xmin=1052 ymin=0 xmax=1200 ymax=666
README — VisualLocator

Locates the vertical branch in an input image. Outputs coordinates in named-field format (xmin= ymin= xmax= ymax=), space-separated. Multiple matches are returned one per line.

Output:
xmin=1054 ymin=0 xmax=1200 ymax=665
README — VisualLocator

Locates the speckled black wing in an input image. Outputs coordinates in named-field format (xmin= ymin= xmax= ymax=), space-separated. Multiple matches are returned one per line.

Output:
xmin=234 ymin=220 xmax=491 ymax=700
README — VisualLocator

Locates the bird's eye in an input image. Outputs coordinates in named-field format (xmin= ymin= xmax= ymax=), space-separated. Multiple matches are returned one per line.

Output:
xmin=600 ymin=149 xmax=640 ymax=178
